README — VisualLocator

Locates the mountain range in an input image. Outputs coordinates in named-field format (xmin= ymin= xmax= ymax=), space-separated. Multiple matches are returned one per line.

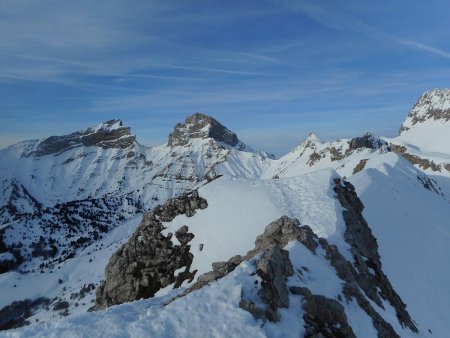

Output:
xmin=0 ymin=89 xmax=449 ymax=337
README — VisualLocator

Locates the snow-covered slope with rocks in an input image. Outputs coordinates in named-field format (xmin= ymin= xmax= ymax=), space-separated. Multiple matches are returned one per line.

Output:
xmin=1 ymin=89 xmax=450 ymax=337
xmin=387 ymin=89 xmax=450 ymax=174
xmin=0 ymin=113 xmax=271 ymax=326
xmin=265 ymin=132 xmax=390 ymax=179
xmin=0 ymin=114 xmax=270 ymax=221
xmin=397 ymin=88 xmax=450 ymax=154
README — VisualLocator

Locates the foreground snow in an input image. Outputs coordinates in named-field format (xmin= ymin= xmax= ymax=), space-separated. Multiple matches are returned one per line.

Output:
xmin=1 ymin=241 xmax=377 ymax=338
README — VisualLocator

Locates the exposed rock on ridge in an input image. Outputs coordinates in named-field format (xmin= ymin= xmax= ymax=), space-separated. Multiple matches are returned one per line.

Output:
xmin=290 ymin=286 xmax=356 ymax=338
xmin=390 ymin=143 xmax=450 ymax=173
xmin=94 ymin=190 xmax=207 ymax=310
xmin=399 ymin=88 xmax=450 ymax=134
xmin=175 ymin=182 xmax=418 ymax=337
xmin=332 ymin=178 xmax=418 ymax=333
xmin=30 ymin=119 xmax=135 ymax=157
xmin=168 ymin=113 xmax=240 ymax=147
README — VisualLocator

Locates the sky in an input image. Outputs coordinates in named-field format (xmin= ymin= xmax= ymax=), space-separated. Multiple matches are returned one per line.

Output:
xmin=1 ymin=0 xmax=450 ymax=156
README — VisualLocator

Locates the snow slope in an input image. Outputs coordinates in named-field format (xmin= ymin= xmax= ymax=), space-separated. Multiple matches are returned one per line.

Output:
xmin=350 ymin=153 xmax=450 ymax=337
xmin=161 ymin=169 xmax=349 ymax=281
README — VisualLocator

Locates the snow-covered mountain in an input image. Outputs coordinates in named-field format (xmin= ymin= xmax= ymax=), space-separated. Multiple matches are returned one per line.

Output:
xmin=397 ymin=88 xmax=450 ymax=154
xmin=1 ymin=91 xmax=450 ymax=337
xmin=0 ymin=114 xmax=269 ymax=221
xmin=0 ymin=113 xmax=271 ymax=325
xmin=386 ymin=88 xmax=450 ymax=175
xmin=265 ymin=132 xmax=390 ymax=179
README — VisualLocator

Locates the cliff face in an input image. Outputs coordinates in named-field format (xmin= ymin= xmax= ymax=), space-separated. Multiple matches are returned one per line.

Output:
xmin=168 ymin=113 xmax=240 ymax=147
xmin=24 ymin=119 xmax=136 ymax=157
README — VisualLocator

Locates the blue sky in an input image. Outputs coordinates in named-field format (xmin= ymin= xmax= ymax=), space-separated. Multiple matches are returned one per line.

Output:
xmin=1 ymin=0 xmax=450 ymax=155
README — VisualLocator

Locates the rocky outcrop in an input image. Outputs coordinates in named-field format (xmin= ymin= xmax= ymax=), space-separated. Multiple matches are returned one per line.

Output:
xmin=237 ymin=218 xmax=318 ymax=323
xmin=94 ymin=190 xmax=207 ymax=310
xmin=179 ymin=217 xmax=320 ymax=322
xmin=347 ymin=133 xmax=384 ymax=152
xmin=31 ymin=119 xmax=135 ymax=157
xmin=318 ymin=237 xmax=400 ymax=337
xmin=390 ymin=143 xmax=450 ymax=173
xmin=352 ymin=158 xmax=368 ymax=175
xmin=254 ymin=245 xmax=294 ymax=320
xmin=175 ymin=217 xmax=318 ymax=322
xmin=239 ymin=245 xmax=293 ymax=322
xmin=332 ymin=178 xmax=418 ymax=333
xmin=290 ymin=287 xmax=356 ymax=338
xmin=168 ymin=113 xmax=240 ymax=147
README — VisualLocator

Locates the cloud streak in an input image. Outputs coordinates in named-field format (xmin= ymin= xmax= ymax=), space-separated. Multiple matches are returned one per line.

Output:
xmin=397 ymin=39 xmax=450 ymax=59
xmin=278 ymin=0 xmax=450 ymax=60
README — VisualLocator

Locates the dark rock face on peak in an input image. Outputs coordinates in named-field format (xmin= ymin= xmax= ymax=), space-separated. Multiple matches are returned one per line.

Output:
xmin=348 ymin=133 xmax=382 ymax=151
xmin=168 ymin=113 xmax=239 ymax=147
xmin=399 ymin=88 xmax=450 ymax=134
xmin=30 ymin=119 xmax=135 ymax=157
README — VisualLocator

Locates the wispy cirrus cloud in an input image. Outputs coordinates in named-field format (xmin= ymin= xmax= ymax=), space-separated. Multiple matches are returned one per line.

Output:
xmin=277 ymin=0 xmax=450 ymax=60
xmin=396 ymin=39 xmax=450 ymax=59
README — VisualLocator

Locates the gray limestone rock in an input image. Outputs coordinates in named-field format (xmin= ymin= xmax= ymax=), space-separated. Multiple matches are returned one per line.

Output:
xmin=347 ymin=133 xmax=379 ymax=152
xmin=256 ymin=245 xmax=293 ymax=312
xmin=390 ymin=143 xmax=449 ymax=173
xmin=332 ymin=177 xmax=418 ymax=334
xmin=31 ymin=119 xmax=135 ymax=157
xmin=93 ymin=190 xmax=207 ymax=310
xmin=290 ymin=286 xmax=356 ymax=338
xmin=168 ymin=113 xmax=239 ymax=147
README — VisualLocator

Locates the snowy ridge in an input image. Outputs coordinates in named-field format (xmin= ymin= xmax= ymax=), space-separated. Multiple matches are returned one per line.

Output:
xmin=266 ymin=132 xmax=390 ymax=179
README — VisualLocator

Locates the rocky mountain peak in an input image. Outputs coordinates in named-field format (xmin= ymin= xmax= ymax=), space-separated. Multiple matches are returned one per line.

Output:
xmin=347 ymin=132 xmax=382 ymax=151
xmin=303 ymin=132 xmax=322 ymax=146
xmin=30 ymin=119 xmax=135 ymax=157
xmin=399 ymin=88 xmax=450 ymax=134
xmin=168 ymin=113 xmax=240 ymax=147
xmin=91 ymin=119 xmax=125 ymax=132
